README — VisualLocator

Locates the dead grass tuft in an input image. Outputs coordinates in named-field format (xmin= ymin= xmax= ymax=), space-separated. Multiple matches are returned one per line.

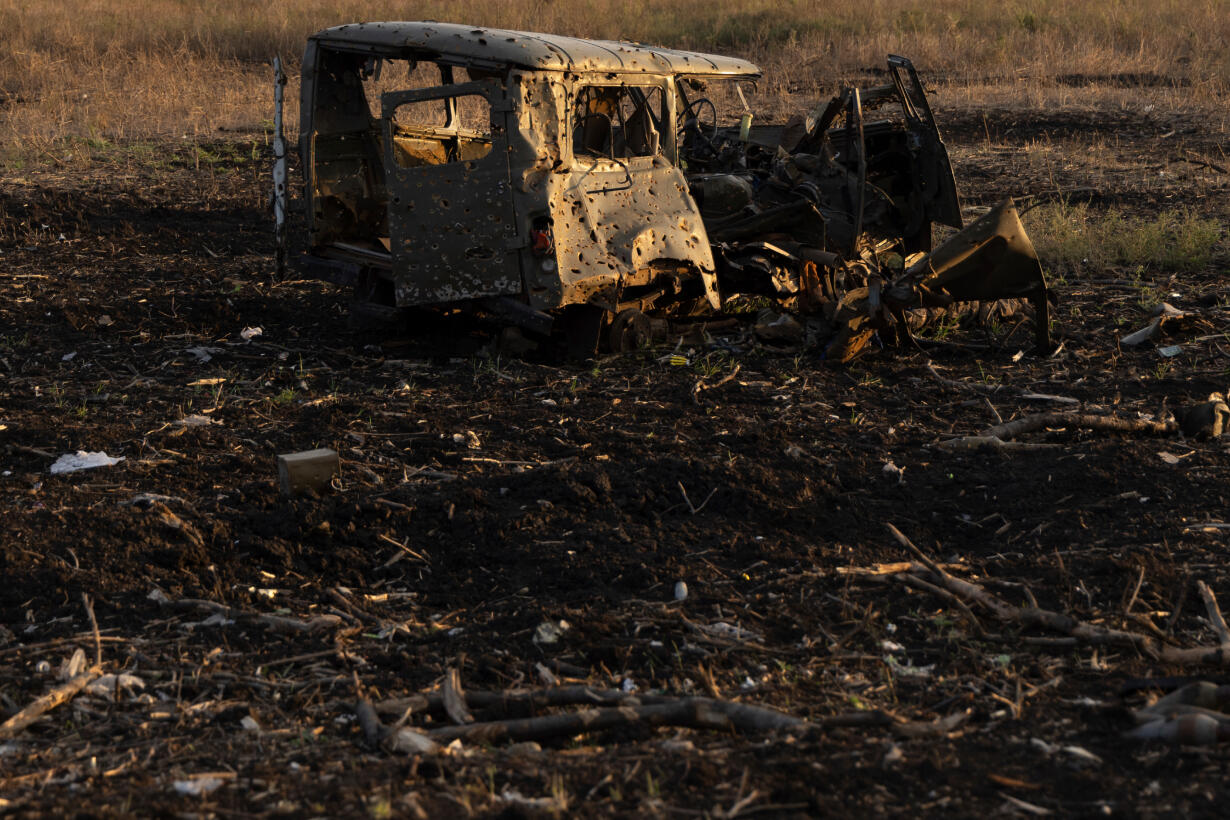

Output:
xmin=1026 ymin=202 xmax=1225 ymax=276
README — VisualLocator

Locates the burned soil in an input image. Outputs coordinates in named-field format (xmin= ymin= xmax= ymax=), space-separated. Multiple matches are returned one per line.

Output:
xmin=0 ymin=98 xmax=1228 ymax=817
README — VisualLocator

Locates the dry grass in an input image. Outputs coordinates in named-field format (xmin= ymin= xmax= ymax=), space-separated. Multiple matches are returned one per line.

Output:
xmin=1026 ymin=202 xmax=1224 ymax=277
xmin=1 ymin=0 xmax=1228 ymax=161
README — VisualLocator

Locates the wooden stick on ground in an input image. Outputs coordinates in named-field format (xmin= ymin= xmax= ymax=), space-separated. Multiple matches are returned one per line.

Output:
xmin=376 ymin=686 xmax=693 ymax=720
xmin=166 ymin=598 xmax=343 ymax=634
xmin=361 ymin=696 xmax=856 ymax=753
xmin=924 ymin=362 xmax=1006 ymax=396
xmin=427 ymin=697 xmax=814 ymax=744
xmin=887 ymin=524 xmax=985 ymax=634
xmin=693 ymin=363 xmax=741 ymax=404
xmin=885 ymin=523 xmax=945 ymax=577
xmin=924 ymin=362 xmax=1078 ymax=406
xmin=983 ymin=412 xmax=1176 ymax=441
xmin=442 ymin=667 xmax=475 ymax=726
xmin=939 ymin=410 xmax=1177 ymax=452
xmin=893 ymin=573 xmax=985 ymax=637
xmin=0 ymin=666 xmax=103 ymax=739
xmin=897 ymin=547 xmax=1230 ymax=666
xmin=937 ymin=435 xmax=1061 ymax=453
xmin=355 ymin=698 xmax=384 ymax=746
xmin=1198 ymin=581 xmax=1230 ymax=646
xmin=81 ymin=593 xmax=102 ymax=667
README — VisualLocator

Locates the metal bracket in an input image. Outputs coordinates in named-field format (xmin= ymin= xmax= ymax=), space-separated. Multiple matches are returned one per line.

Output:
xmin=272 ymin=56 xmax=289 ymax=281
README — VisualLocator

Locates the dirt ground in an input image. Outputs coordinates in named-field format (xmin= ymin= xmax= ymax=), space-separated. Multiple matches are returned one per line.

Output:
xmin=0 ymin=89 xmax=1228 ymax=818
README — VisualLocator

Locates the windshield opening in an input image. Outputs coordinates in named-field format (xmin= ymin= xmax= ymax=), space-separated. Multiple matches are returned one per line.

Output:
xmin=572 ymin=84 xmax=666 ymax=161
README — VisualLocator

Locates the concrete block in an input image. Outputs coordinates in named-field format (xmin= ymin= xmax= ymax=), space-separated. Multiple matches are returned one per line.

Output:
xmin=277 ymin=448 xmax=340 ymax=496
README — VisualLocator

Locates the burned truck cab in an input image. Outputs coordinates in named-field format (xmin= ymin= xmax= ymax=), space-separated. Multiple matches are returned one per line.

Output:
xmin=297 ymin=22 xmax=756 ymax=336
xmin=290 ymin=22 xmax=1048 ymax=358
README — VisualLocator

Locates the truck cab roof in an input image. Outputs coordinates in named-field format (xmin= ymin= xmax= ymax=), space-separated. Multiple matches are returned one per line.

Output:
xmin=309 ymin=21 xmax=762 ymax=77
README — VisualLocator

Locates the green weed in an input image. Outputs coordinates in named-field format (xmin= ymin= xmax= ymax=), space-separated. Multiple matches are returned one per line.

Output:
xmin=1026 ymin=202 xmax=1224 ymax=276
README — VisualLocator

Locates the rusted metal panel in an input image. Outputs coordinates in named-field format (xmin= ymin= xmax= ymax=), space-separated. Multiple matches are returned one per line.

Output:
xmin=309 ymin=22 xmax=761 ymax=77
xmin=548 ymin=159 xmax=718 ymax=310
xmin=530 ymin=74 xmax=717 ymax=312
xmin=272 ymin=56 xmax=288 ymax=280
xmin=380 ymin=80 xmax=521 ymax=304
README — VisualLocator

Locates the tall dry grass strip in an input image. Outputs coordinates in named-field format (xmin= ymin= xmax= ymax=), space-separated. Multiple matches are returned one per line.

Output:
xmin=1 ymin=0 xmax=1227 ymax=156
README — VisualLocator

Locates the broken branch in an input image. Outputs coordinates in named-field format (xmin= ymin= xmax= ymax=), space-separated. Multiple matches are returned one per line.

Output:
xmin=885 ymin=523 xmax=945 ymax=579
xmin=893 ymin=572 xmax=984 ymax=637
xmin=0 ymin=666 xmax=103 ymax=739
xmin=902 ymin=561 xmax=1230 ymax=666
xmin=983 ymin=412 xmax=1175 ymax=441
xmin=167 ymin=598 xmax=343 ymax=634
xmin=427 ymin=697 xmax=813 ymax=744
xmin=442 ymin=667 xmax=475 ymax=725
xmin=924 ymin=361 xmax=1005 ymax=395
xmin=82 ymin=593 xmax=102 ymax=667
xmin=1198 ymin=581 xmax=1230 ymax=646
xmin=693 ymin=363 xmax=741 ymax=403
xmin=937 ymin=435 xmax=1061 ymax=452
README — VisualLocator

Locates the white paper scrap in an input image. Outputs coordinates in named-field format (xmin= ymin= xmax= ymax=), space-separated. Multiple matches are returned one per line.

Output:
xmin=173 ymin=777 xmax=225 ymax=796
xmin=50 ymin=451 xmax=125 ymax=475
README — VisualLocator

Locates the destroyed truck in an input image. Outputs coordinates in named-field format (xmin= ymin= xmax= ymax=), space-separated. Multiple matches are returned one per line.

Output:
xmin=275 ymin=21 xmax=1049 ymax=359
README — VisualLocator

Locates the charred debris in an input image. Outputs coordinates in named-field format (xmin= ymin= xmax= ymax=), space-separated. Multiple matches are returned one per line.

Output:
xmin=276 ymin=22 xmax=1050 ymax=360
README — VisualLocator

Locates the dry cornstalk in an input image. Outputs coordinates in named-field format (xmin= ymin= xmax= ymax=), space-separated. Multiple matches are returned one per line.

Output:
xmin=375 ymin=686 xmax=706 ymax=720
xmin=1124 ymin=681 xmax=1230 ymax=744
xmin=427 ymin=697 xmax=813 ymax=744
xmin=168 ymin=598 xmax=342 ymax=634
xmin=923 ymin=362 xmax=1076 ymax=405
xmin=442 ymin=667 xmax=475 ymax=725
xmin=355 ymin=698 xmax=384 ymax=746
xmin=363 ymin=685 xmax=959 ymax=750
xmin=1197 ymin=581 xmax=1230 ymax=646
xmin=937 ymin=435 xmax=1060 ymax=452
xmin=983 ymin=412 xmax=1175 ymax=441
xmin=81 ymin=593 xmax=102 ymax=667
xmin=939 ymin=410 xmax=1177 ymax=452
xmin=0 ymin=666 xmax=103 ymax=739
xmin=889 ymin=525 xmax=1230 ymax=666
xmin=893 ymin=572 xmax=984 ymax=637
xmin=924 ymin=362 xmax=1008 ymax=395
xmin=693 ymin=363 xmax=741 ymax=403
